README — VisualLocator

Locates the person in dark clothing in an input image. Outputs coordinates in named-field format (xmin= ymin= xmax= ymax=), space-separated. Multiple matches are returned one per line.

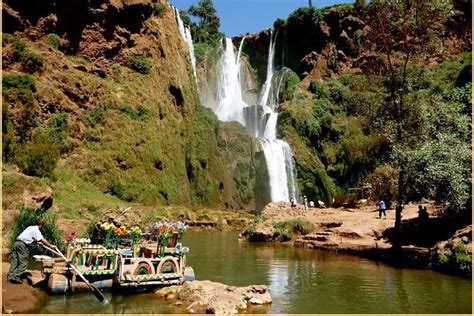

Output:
xmin=8 ymin=219 xmax=56 ymax=284
xmin=290 ymin=197 xmax=297 ymax=208
xmin=418 ymin=205 xmax=429 ymax=225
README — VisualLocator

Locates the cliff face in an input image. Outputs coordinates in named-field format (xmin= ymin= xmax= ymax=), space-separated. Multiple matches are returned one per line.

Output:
xmin=240 ymin=3 xmax=471 ymax=84
xmin=2 ymin=0 xmax=256 ymax=211
xmin=231 ymin=2 xmax=471 ymax=204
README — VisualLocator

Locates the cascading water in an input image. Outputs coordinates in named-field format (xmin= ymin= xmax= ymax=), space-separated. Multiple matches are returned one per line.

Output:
xmin=214 ymin=38 xmax=248 ymax=125
xmin=211 ymin=32 xmax=299 ymax=203
xmin=173 ymin=7 xmax=196 ymax=76
xmin=257 ymin=31 xmax=298 ymax=202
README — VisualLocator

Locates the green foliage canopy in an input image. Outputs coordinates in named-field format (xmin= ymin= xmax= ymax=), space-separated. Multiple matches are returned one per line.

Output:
xmin=188 ymin=0 xmax=222 ymax=44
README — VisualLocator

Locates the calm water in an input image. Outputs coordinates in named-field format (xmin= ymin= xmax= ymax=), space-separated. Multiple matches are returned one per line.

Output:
xmin=34 ymin=231 xmax=472 ymax=314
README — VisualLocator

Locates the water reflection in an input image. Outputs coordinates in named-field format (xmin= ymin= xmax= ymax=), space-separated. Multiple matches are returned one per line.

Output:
xmin=34 ymin=231 xmax=472 ymax=314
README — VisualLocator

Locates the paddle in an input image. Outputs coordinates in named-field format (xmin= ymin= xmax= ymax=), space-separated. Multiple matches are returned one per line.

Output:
xmin=43 ymin=245 xmax=108 ymax=304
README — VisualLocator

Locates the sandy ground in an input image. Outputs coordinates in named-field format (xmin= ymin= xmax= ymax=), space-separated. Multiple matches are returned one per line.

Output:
xmin=258 ymin=202 xmax=426 ymax=252
xmin=1 ymin=262 xmax=47 ymax=314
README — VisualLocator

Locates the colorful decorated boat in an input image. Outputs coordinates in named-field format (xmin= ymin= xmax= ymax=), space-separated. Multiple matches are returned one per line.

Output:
xmin=37 ymin=221 xmax=195 ymax=294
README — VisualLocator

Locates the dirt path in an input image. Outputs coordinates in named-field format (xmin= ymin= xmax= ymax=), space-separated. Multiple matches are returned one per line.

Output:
xmin=1 ymin=262 xmax=47 ymax=314
xmin=254 ymin=202 xmax=428 ymax=255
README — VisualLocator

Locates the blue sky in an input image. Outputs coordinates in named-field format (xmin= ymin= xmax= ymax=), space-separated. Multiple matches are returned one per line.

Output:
xmin=170 ymin=0 xmax=352 ymax=36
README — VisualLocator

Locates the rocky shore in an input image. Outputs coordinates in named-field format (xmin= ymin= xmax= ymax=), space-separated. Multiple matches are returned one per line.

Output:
xmin=241 ymin=202 xmax=472 ymax=274
xmin=156 ymin=280 xmax=271 ymax=314
xmin=1 ymin=262 xmax=47 ymax=314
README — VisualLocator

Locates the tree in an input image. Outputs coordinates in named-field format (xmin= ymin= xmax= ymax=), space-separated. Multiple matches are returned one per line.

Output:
xmin=188 ymin=0 xmax=221 ymax=43
xmin=365 ymin=0 xmax=453 ymax=252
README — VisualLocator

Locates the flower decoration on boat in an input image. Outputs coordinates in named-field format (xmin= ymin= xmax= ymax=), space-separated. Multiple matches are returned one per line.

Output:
xmin=150 ymin=220 xmax=189 ymax=248
xmin=66 ymin=232 xmax=77 ymax=242
xmin=100 ymin=222 xmax=116 ymax=231
xmin=113 ymin=225 xmax=129 ymax=237
xmin=130 ymin=225 xmax=143 ymax=243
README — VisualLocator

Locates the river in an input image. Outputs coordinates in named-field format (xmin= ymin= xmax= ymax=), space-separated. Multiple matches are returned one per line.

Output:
xmin=34 ymin=231 xmax=472 ymax=314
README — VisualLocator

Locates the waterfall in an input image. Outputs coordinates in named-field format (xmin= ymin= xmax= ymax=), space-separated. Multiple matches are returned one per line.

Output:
xmin=256 ymin=31 xmax=298 ymax=202
xmin=214 ymin=38 xmax=248 ymax=125
xmin=211 ymin=32 xmax=298 ymax=203
xmin=173 ymin=7 xmax=196 ymax=77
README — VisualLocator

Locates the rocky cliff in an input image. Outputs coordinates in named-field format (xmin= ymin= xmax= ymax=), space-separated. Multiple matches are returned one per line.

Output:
xmin=229 ymin=2 xmax=471 ymax=205
xmin=2 ymin=0 xmax=257 ymax=214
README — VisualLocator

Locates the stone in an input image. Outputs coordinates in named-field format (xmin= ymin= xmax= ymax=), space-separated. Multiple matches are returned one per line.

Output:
xmin=159 ymin=280 xmax=271 ymax=313
xmin=252 ymin=285 xmax=266 ymax=294
xmin=249 ymin=298 xmax=264 ymax=305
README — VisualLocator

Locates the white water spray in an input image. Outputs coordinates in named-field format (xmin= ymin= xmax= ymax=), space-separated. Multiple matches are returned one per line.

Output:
xmin=214 ymin=38 xmax=248 ymax=125
xmin=256 ymin=31 xmax=298 ymax=202
xmin=173 ymin=7 xmax=196 ymax=77
xmin=211 ymin=31 xmax=298 ymax=203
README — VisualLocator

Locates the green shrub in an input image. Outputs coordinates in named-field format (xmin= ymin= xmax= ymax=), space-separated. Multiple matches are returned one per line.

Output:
xmin=2 ymin=73 xmax=36 ymax=92
xmin=455 ymin=252 xmax=472 ymax=275
xmin=152 ymin=3 xmax=167 ymax=17
xmin=120 ymin=104 xmax=152 ymax=121
xmin=10 ymin=207 xmax=63 ymax=249
xmin=126 ymin=54 xmax=151 ymax=75
xmin=354 ymin=29 xmax=364 ymax=47
xmin=2 ymin=33 xmax=14 ymax=45
xmin=66 ymin=55 xmax=89 ymax=65
xmin=194 ymin=42 xmax=210 ymax=64
xmin=45 ymin=33 xmax=60 ymax=48
xmin=273 ymin=226 xmax=292 ymax=241
xmin=309 ymin=80 xmax=329 ymax=98
xmin=86 ymin=204 xmax=100 ymax=213
xmin=438 ymin=251 xmax=449 ymax=265
xmin=435 ymin=241 xmax=472 ymax=276
xmin=2 ymin=103 xmax=16 ymax=162
xmin=16 ymin=130 xmax=60 ymax=178
xmin=274 ymin=219 xmax=314 ymax=236
xmin=3 ymin=88 xmax=39 ymax=144
xmin=287 ymin=7 xmax=324 ymax=28
xmin=274 ymin=18 xmax=287 ymax=29
xmin=108 ymin=177 xmax=125 ymax=199
xmin=22 ymin=52 xmax=44 ymax=73
xmin=48 ymin=112 xmax=72 ymax=153
xmin=119 ymin=104 xmax=137 ymax=119
xmin=284 ymin=70 xmax=300 ymax=100
xmin=12 ymin=36 xmax=27 ymax=60
xmin=83 ymin=105 xmax=106 ymax=126
xmin=137 ymin=105 xmax=152 ymax=121
xmin=112 ymin=63 xmax=122 ymax=77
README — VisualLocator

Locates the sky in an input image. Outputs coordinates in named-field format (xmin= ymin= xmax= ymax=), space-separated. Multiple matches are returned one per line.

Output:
xmin=170 ymin=0 xmax=352 ymax=37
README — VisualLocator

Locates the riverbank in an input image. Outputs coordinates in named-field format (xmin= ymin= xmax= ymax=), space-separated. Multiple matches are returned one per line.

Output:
xmin=242 ymin=202 xmax=472 ymax=274
xmin=1 ymin=262 xmax=47 ymax=314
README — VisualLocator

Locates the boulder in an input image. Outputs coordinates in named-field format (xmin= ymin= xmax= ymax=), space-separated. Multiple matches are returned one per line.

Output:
xmin=156 ymin=280 xmax=271 ymax=314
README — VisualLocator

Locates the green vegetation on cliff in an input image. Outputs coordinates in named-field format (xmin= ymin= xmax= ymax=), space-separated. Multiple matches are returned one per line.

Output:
xmin=2 ymin=0 xmax=258 ymax=214
xmin=279 ymin=52 xmax=471 ymax=210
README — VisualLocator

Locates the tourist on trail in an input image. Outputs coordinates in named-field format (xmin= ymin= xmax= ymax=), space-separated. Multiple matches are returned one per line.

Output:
xmin=7 ymin=219 xmax=57 ymax=284
xmin=378 ymin=200 xmax=387 ymax=219
xmin=418 ymin=205 xmax=429 ymax=225
xmin=290 ymin=197 xmax=297 ymax=208
xmin=303 ymin=196 xmax=308 ymax=211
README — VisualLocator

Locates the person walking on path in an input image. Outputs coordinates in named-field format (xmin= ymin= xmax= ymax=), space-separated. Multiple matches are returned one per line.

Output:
xmin=290 ymin=197 xmax=297 ymax=208
xmin=303 ymin=196 xmax=308 ymax=211
xmin=378 ymin=200 xmax=387 ymax=219
xmin=7 ymin=219 xmax=57 ymax=284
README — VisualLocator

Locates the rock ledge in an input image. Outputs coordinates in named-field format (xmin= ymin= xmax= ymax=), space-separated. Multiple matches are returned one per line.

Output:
xmin=156 ymin=280 xmax=271 ymax=314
